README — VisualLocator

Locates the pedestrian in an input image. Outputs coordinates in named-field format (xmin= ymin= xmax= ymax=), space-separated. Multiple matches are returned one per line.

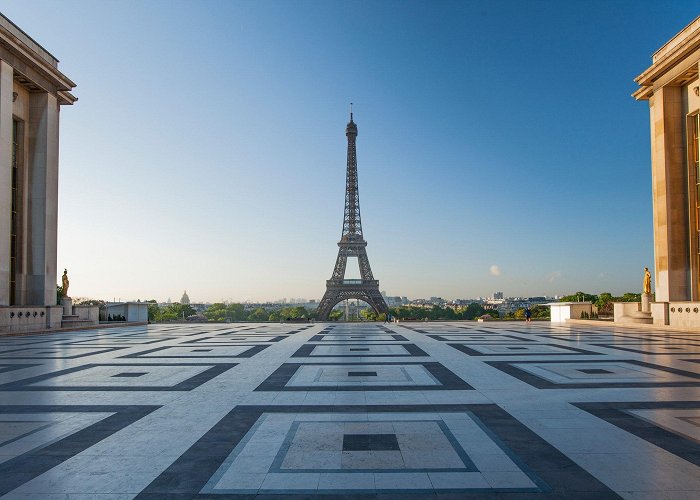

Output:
xmin=525 ymin=307 xmax=532 ymax=323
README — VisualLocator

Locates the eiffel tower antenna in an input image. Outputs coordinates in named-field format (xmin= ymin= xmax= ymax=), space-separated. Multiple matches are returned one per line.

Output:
xmin=316 ymin=112 xmax=389 ymax=320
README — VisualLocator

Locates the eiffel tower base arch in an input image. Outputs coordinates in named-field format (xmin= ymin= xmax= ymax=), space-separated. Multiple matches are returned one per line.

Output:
xmin=316 ymin=285 xmax=389 ymax=321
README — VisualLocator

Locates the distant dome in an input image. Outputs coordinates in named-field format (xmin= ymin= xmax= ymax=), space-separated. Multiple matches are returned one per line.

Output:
xmin=180 ymin=290 xmax=190 ymax=304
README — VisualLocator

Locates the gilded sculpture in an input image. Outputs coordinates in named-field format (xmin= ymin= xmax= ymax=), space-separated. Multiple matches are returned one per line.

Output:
xmin=643 ymin=267 xmax=651 ymax=295
xmin=62 ymin=269 xmax=70 ymax=298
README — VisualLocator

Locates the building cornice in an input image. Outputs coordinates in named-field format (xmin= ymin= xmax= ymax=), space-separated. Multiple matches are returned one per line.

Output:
xmin=633 ymin=16 xmax=700 ymax=101
xmin=0 ymin=17 xmax=76 ymax=102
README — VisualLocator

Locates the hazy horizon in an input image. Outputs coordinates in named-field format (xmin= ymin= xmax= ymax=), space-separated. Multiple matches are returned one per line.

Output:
xmin=2 ymin=0 xmax=698 ymax=303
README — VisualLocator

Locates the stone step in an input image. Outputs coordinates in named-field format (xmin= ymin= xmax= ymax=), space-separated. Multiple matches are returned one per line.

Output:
xmin=61 ymin=319 xmax=95 ymax=328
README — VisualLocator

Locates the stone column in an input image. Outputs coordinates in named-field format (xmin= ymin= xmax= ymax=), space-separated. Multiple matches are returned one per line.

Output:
xmin=25 ymin=92 xmax=59 ymax=306
xmin=649 ymin=86 xmax=690 ymax=302
xmin=61 ymin=296 xmax=72 ymax=316
xmin=0 ymin=60 xmax=13 ymax=306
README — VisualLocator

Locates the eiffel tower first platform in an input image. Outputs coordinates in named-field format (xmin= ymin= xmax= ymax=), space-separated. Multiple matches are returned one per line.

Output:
xmin=316 ymin=111 xmax=390 ymax=320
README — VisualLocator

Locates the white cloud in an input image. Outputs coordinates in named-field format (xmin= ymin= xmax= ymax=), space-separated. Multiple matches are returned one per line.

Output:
xmin=546 ymin=271 xmax=562 ymax=283
xmin=489 ymin=265 xmax=501 ymax=277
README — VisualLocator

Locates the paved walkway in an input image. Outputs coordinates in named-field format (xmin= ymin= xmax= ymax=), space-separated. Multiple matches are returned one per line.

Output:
xmin=0 ymin=321 xmax=699 ymax=498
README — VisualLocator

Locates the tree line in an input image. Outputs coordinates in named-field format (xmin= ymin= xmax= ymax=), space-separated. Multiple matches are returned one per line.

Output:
xmin=559 ymin=291 xmax=643 ymax=316
xmin=145 ymin=301 xmax=508 ymax=323
xmin=145 ymin=301 xmax=314 ymax=323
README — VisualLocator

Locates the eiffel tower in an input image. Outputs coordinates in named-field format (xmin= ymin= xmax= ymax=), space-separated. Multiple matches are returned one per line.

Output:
xmin=316 ymin=110 xmax=389 ymax=320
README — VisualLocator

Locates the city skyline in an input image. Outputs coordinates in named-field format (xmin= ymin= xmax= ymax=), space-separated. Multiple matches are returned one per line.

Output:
xmin=2 ymin=0 xmax=698 ymax=303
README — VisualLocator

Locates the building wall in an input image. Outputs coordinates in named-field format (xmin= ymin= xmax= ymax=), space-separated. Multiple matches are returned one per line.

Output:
xmin=636 ymin=17 xmax=700 ymax=303
xmin=0 ymin=61 xmax=13 ymax=306
xmin=0 ymin=14 xmax=75 ymax=334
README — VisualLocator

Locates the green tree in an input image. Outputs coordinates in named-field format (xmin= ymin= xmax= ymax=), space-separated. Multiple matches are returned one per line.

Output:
xmin=158 ymin=309 xmax=178 ymax=322
xmin=531 ymin=305 xmax=549 ymax=319
xmin=268 ymin=310 xmax=281 ymax=322
xmin=226 ymin=303 xmax=246 ymax=321
xmin=247 ymin=308 xmax=268 ymax=322
xmin=73 ymin=298 xmax=103 ymax=306
xmin=204 ymin=303 xmax=244 ymax=322
xmin=619 ymin=292 xmax=642 ymax=302
xmin=145 ymin=300 xmax=160 ymax=322
xmin=155 ymin=302 xmax=196 ymax=322
xmin=279 ymin=306 xmax=309 ymax=320
xmin=360 ymin=308 xmax=377 ymax=321
xmin=560 ymin=292 xmax=598 ymax=303
xmin=204 ymin=303 xmax=227 ymax=322
xmin=595 ymin=292 xmax=614 ymax=316
xmin=459 ymin=303 xmax=487 ymax=320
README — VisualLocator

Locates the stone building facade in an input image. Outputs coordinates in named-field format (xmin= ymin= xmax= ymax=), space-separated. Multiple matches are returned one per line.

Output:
xmin=634 ymin=16 xmax=700 ymax=328
xmin=0 ymin=14 xmax=76 ymax=333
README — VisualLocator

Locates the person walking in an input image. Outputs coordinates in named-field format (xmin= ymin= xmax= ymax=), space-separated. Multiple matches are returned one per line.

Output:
xmin=525 ymin=307 xmax=532 ymax=323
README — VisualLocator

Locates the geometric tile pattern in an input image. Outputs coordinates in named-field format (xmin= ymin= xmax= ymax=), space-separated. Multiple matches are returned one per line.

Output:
xmin=255 ymin=362 xmax=473 ymax=391
xmin=140 ymin=404 xmax=611 ymax=496
xmin=448 ymin=343 xmax=601 ymax=356
xmin=0 ymin=363 xmax=238 ymax=391
xmin=292 ymin=343 xmax=428 ymax=357
xmin=0 ymin=405 xmax=159 ymax=496
xmin=487 ymin=359 xmax=700 ymax=388
xmin=1 ymin=321 xmax=700 ymax=497
xmin=120 ymin=344 xmax=268 ymax=358
xmin=0 ymin=346 xmax=124 ymax=359
xmin=593 ymin=343 xmax=700 ymax=355
xmin=575 ymin=402 xmax=700 ymax=467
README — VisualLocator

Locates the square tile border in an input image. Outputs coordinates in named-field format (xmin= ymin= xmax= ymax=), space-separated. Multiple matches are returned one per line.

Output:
xmin=308 ymin=334 xmax=409 ymax=342
xmin=292 ymin=344 xmax=428 ymax=358
xmin=486 ymin=359 xmax=700 ymax=389
xmin=0 ymin=363 xmax=237 ymax=391
xmin=592 ymin=344 xmax=700 ymax=355
xmin=0 ymin=346 xmax=126 ymax=359
xmin=136 ymin=404 xmax=617 ymax=497
xmin=254 ymin=362 xmax=473 ymax=392
xmin=448 ymin=343 xmax=602 ymax=356
xmin=119 ymin=344 xmax=268 ymax=359
xmin=0 ymin=404 xmax=160 ymax=496
xmin=428 ymin=334 xmax=537 ymax=343
xmin=574 ymin=401 xmax=700 ymax=468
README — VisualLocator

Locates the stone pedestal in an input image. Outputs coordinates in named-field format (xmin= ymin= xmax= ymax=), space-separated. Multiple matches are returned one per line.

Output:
xmin=641 ymin=293 xmax=652 ymax=313
xmin=61 ymin=297 xmax=72 ymax=316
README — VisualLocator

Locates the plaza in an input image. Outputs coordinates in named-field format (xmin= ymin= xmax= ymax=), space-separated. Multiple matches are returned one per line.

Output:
xmin=0 ymin=321 xmax=699 ymax=498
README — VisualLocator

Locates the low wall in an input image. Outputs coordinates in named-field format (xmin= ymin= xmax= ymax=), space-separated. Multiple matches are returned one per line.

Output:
xmin=74 ymin=305 xmax=99 ymax=323
xmin=47 ymin=306 xmax=63 ymax=329
xmin=0 ymin=306 xmax=48 ymax=333
xmin=549 ymin=302 xmax=592 ymax=323
xmin=0 ymin=306 xmax=63 ymax=334
xmin=667 ymin=302 xmax=700 ymax=329
xmin=613 ymin=302 xmax=640 ymax=321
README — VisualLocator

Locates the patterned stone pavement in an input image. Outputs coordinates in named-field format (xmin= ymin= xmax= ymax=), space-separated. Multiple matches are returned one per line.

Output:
xmin=1 ymin=321 xmax=700 ymax=498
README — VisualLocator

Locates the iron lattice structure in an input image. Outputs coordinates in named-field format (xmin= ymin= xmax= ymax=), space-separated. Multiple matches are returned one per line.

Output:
xmin=316 ymin=113 xmax=390 ymax=320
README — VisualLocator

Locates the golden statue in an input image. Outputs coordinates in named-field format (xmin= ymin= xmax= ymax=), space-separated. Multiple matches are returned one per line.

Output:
xmin=62 ymin=269 xmax=70 ymax=298
xmin=643 ymin=267 xmax=651 ymax=294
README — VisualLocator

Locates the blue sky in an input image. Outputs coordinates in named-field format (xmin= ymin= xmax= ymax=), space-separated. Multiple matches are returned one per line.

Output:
xmin=3 ymin=0 xmax=698 ymax=302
